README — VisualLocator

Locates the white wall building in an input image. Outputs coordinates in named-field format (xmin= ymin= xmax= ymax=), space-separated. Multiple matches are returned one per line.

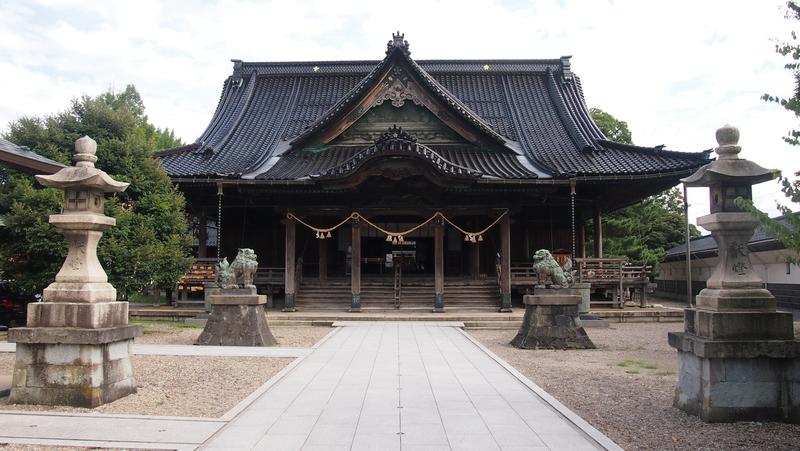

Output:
xmin=656 ymin=217 xmax=800 ymax=308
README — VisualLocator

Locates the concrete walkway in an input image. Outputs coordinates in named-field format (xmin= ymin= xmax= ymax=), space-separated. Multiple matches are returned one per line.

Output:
xmin=0 ymin=323 xmax=620 ymax=450
xmin=201 ymin=323 xmax=619 ymax=450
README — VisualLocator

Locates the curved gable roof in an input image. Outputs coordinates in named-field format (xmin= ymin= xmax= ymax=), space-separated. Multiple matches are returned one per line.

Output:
xmin=156 ymin=34 xmax=710 ymax=180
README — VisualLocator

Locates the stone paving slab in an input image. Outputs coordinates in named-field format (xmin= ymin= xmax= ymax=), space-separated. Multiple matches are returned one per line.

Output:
xmin=0 ymin=342 xmax=309 ymax=357
xmin=0 ymin=411 xmax=223 ymax=449
xmin=201 ymin=322 xmax=620 ymax=450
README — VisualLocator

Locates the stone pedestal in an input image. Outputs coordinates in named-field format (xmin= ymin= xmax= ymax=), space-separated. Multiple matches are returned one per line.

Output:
xmin=511 ymin=291 xmax=595 ymax=349
xmin=203 ymin=283 xmax=220 ymax=313
xmin=668 ymin=213 xmax=800 ymax=423
xmin=8 ymin=325 xmax=140 ymax=407
xmin=196 ymin=288 xmax=277 ymax=346
xmin=570 ymin=283 xmax=591 ymax=314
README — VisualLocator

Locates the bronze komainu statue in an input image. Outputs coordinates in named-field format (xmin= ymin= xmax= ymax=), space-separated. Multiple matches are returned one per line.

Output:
xmin=232 ymin=248 xmax=258 ymax=288
xmin=532 ymin=249 xmax=574 ymax=289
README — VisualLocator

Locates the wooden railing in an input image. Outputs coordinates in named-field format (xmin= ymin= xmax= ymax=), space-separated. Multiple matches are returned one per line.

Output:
xmin=254 ymin=267 xmax=285 ymax=287
xmin=510 ymin=262 xmax=537 ymax=286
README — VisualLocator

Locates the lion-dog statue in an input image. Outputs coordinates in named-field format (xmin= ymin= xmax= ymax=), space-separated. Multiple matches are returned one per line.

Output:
xmin=532 ymin=249 xmax=574 ymax=289
xmin=232 ymin=248 xmax=258 ymax=288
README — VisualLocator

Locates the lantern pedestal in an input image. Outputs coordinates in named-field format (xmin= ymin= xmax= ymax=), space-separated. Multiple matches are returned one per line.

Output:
xmin=669 ymin=125 xmax=800 ymax=423
xmin=7 ymin=136 xmax=141 ymax=407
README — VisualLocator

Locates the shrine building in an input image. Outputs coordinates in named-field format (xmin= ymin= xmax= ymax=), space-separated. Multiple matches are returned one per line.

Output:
xmin=156 ymin=33 xmax=710 ymax=312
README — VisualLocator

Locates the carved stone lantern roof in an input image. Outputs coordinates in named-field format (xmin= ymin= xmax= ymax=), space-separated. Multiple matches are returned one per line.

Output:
xmin=681 ymin=124 xmax=775 ymax=187
xmin=35 ymin=136 xmax=129 ymax=192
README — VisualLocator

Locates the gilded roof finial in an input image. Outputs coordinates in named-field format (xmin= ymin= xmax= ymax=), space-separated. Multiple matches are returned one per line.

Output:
xmin=386 ymin=31 xmax=410 ymax=56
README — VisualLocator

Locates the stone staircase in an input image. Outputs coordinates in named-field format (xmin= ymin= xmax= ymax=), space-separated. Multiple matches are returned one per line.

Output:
xmin=295 ymin=276 xmax=500 ymax=311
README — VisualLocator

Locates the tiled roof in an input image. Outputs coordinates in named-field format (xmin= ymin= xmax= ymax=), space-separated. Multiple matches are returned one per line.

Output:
xmin=665 ymin=214 xmax=797 ymax=259
xmin=0 ymin=137 xmax=65 ymax=175
xmin=157 ymin=40 xmax=710 ymax=180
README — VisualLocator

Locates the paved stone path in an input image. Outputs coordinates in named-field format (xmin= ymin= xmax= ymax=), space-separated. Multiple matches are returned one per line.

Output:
xmin=202 ymin=323 xmax=618 ymax=450
xmin=0 ymin=323 xmax=619 ymax=450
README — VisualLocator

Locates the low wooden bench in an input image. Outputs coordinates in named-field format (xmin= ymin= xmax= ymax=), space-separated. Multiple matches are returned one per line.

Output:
xmin=575 ymin=258 xmax=625 ymax=308
xmin=622 ymin=264 xmax=652 ymax=307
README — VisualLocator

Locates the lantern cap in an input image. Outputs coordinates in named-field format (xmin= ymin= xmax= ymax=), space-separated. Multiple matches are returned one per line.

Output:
xmin=681 ymin=124 xmax=776 ymax=187
xmin=35 ymin=136 xmax=129 ymax=193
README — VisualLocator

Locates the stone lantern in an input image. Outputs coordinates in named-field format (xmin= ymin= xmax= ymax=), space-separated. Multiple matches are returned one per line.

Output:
xmin=669 ymin=125 xmax=800 ymax=423
xmin=8 ymin=136 xmax=142 ymax=407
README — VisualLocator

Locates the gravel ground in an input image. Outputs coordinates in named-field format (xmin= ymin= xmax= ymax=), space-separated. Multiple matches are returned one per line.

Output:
xmin=133 ymin=322 xmax=331 ymax=347
xmin=0 ymin=354 xmax=290 ymax=418
xmin=470 ymin=323 xmax=800 ymax=451
xmin=0 ymin=325 xmax=329 ymax=418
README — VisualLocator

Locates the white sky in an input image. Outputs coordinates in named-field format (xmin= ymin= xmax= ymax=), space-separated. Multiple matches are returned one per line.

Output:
xmin=0 ymin=0 xmax=798 ymax=231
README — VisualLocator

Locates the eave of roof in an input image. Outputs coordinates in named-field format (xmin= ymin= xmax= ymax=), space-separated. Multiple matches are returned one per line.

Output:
xmin=0 ymin=138 xmax=66 ymax=175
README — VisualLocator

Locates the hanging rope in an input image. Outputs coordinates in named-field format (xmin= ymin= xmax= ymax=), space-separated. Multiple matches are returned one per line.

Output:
xmin=287 ymin=210 xmax=509 ymax=244
xmin=440 ymin=210 xmax=508 ymax=243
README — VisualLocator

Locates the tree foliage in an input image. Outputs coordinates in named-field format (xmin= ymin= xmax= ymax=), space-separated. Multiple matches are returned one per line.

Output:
xmin=590 ymin=107 xmax=632 ymax=144
xmin=0 ymin=85 xmax=192 ymax=298
xmin=589 ymin=108 xmax=699 ymax=270
xmin=738 ymin=1 xmax=800 ymax=262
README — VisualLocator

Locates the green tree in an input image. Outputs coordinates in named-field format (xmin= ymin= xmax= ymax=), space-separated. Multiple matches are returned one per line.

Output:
xmin=589 ymin=108 xmax=700 ymax=270
xmin=738 ymin=1 xmax=800 ymax=261
xmin=590 ymin=107 xmax=632 ymax=144
xmin=0 ymin=85 xmax=192 ymax=298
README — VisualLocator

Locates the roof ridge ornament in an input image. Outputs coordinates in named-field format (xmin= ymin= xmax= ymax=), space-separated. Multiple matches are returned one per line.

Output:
xmin=560 ymin=56 xmax=573 ymax=82
xmin=386 ymin=31 xmax=410 ymax=56
xmin=376 ymin=125 xmax=416 ymax=144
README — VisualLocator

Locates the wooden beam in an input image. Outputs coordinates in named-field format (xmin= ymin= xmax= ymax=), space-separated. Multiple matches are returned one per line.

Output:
xmin=350 ymin=219 xmax=361 ymax=312
xmin=500 ymin=213 xmax=512 ymax=312
xmin=434 ymin=222 xmax=445 ymax=312
xmin=284 ymin=216 xmax=296 ymax=312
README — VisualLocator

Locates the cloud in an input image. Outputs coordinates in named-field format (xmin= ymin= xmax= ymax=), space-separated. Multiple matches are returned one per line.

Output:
xmin=0 ymin=0 xmax=797 ymax=224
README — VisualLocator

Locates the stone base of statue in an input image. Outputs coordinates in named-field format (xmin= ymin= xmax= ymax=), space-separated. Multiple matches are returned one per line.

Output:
xmin=571 ymin=282 xmax=591 ymax=314
xmin=669 ymin=304 xmax=800 ymax=423
xmin=8 ymin=300 xmax=141 ymax=407
xmin=511 ymin=290 xmax=595 ymax=349
xmin=196 ymin=287 xmax=276 ymax=346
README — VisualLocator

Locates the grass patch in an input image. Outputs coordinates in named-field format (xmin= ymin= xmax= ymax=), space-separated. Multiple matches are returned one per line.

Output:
xmin=128 ymin=292 xmax=170 ymax=304
xmin=655 ymin=371 xmax=675 ymax=376
xmin=625 ymin=369 xmax=640 ymax=374
xmin=616 ymin=360 xmax=658 ymax=370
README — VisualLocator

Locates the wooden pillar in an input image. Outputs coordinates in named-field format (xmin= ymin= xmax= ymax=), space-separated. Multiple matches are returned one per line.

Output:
xmin=350 ymin=218 xmax=361 ymax=312
xmin=471 ymin=241 xmax=481 ymax=280
xmin=434 ymin=222 xmax=445 ymax=312
xmin=318 ymin=239 xmax=327 ymax=282
xmin=499 ymin=213 xmax=512 ymax=311
xmin=198 ymin=207 xmax=207 ymax=258
xmin=283 ymin=216 xmax=296 ymax=312
xmin=593 ymin=206 xmax=603 ymax=258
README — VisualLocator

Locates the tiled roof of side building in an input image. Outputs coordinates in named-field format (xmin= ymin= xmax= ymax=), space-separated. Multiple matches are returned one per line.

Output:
xmin=664 ymin=214 xmax=797 ymax=260
xmin=156 ymin=36 xmax=710 ymax=180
